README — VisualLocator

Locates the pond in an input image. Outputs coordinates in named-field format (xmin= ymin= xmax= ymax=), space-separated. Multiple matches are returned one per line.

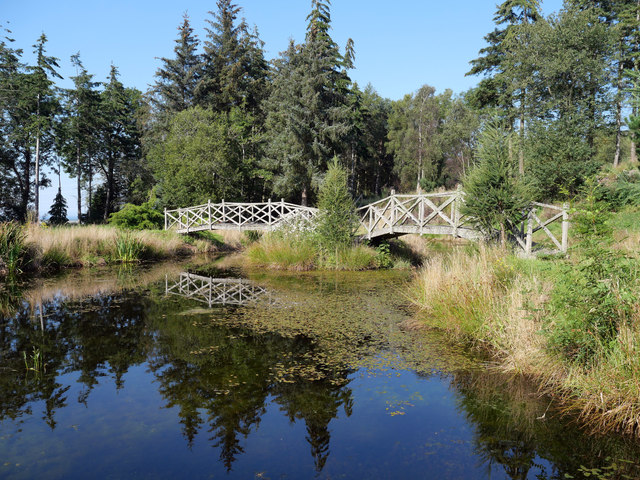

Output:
xmin=1 ymin=257 xmax=639 ymax=479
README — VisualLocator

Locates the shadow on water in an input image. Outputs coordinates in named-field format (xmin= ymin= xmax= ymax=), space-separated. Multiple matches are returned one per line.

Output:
xmin=0 ymin=260 xmax=639 ymax=478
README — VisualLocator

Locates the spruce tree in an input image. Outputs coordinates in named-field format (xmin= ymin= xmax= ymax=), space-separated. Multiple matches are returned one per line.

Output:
xmin=152 ymin=13 xmax=200 ymax=114
xmin=264 ymin=0 xmax=354 ymax=205
xmin=47 ymin=188 xmax=68 ymax=225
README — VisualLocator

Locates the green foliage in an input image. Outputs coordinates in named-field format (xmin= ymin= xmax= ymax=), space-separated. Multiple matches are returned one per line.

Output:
xmin=525 ymin=118 xmax=601 ymax=199
xmin=374 ymin=243 xmax=393 ymax=269
xmin=108 ymin=201 xmax=163 ymax=230
xmin=0 ymin=222 xmax=28 ymax=276
xmin=47 ymin=190 xmax=68 ymax=225
xmin=546 ymin=179 xmax=638 ymax=366
xmin=149 ymin=106 xmax=244 ymax=207
xmin=462 ymin=119 xmax=531 ymax=245
xmin=315 ymin=158 xmax=357 ymax=251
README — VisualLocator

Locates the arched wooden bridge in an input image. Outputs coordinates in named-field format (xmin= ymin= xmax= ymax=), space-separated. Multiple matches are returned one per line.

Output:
xmin=164 ymin=190 xmax=569 ymax=255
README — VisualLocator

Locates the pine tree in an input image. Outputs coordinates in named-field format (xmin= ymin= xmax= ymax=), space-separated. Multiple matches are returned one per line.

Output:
xmin=467 ymin=0 xmax=541 ymax=175
xmin=152 ymin=13 xmax=200 ymax=114
xmin=462 ymin=118 xmax=530 ymax=247
xmin=97 ymin=66 xmax=143 ymax=220
xmin=47 ymin=188 xmax=68 ymax=225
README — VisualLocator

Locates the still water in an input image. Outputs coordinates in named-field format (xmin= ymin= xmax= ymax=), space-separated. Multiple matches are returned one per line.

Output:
xmin=1 ymin=258 xmax=639 ymax=479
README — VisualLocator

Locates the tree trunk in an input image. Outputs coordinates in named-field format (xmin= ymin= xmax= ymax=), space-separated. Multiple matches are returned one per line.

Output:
xmin=632 ymin=141 xmax=638 ymax=164
xmin=34 ymin=94 xmax=41 ymax=224
xmin=103 ymin=154 xmax=114 ymax=222
xmin=614 ymin=41 xmax=624 ymax=168
xmin=76 ymin=146 xmax=82 ymax=223
xmin=519 ymin=92 xmax=525 ymax=176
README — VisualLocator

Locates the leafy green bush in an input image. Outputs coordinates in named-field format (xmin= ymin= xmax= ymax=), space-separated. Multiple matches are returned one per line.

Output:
xmin=546 ymin=179 xmax=638 ymax=365
xmin=108 ymin=201 xmax=164 ymax=230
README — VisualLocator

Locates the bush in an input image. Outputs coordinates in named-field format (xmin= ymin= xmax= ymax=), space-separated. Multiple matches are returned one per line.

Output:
xmin=546 ymin=179 xmax=639 ymax=365
xmin=108 ymin=201 xmax=164 ymax=230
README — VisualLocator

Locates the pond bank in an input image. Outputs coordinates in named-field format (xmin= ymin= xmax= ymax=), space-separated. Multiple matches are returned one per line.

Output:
xmin=408 ymin=242 xmax=640 ymax=438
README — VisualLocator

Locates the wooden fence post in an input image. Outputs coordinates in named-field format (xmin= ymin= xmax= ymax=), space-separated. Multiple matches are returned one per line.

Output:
xmin=562 ymin=202 xmax=569 ymax=253
xmin=525 ymin=209 xmax=533 ymax=256
xmin=164 ymin=208 xmax=167 ymax=230
xmin=208 ymin=200 xmax=212 ymax=230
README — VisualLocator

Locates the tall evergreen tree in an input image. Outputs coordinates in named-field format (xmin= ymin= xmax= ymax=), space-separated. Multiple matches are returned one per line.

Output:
xmin=196 ymin=0 xmax=268 ymax=113
xmin=264 ymin=0 xmax=354 ymax=205
xmin=58 ymin=54 xmax=101 ymax=222
xmin=152 ymin=13 xmax=201 ymax=114
xmin=97 ymin=66 xmax=143 ymax=220
xmin=467 ymin=0 xmax=541 ymax=174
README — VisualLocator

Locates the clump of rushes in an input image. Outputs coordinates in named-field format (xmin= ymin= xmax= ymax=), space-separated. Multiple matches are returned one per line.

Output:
xmin=246 ymin=235 xmax=317 ymax=270
xmin=0 ymin=222 xmax=28 ymax=276
xmin=115 ymin=233 xmax=145 ymax=262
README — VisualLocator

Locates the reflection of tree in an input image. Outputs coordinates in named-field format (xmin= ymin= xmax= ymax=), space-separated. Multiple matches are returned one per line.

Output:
xmin=0 ymin=292 xmax=152 ymax=428
xmin=452 ymin=370 xmax=640 ymax=480
xmin=148 ymin=313 xmax=354 ymax=473
xmin=273 ymin=378 xmax=353 ymax=472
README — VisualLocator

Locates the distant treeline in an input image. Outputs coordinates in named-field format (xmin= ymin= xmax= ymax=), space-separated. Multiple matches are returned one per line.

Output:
xmin=1 ymin=0 xmax=638 ymax=222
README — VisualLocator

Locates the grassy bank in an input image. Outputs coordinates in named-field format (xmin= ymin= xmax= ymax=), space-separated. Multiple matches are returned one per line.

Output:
xmin=244 ymin=233 xmax=412 ymax=271
xmin=0 ymin=223 xmax=243 ymax=278
xmin=408 ymin=222 xmax=640 ymax=437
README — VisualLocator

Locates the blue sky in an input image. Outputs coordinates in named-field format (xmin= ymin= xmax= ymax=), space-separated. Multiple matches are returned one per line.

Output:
xmin=4 ymin=0 xmax=564 ymax=217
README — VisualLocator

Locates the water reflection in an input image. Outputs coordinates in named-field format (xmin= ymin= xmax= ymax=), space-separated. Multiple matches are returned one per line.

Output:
xmin=165 ymin=272 xmax=275 ymax=307
xmin=1 ymin=266 xmax=640 ymax=479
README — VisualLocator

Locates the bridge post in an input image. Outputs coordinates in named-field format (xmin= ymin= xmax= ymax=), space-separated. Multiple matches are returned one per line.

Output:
xmin=164 ymin=208 xmax=167 ymax=230
xmin=208 ymin=200 xmax=212 ymax=230
xmin=281 ymin=198 xmax=285 ymax=218
xmin=525 ymin=209 xmax=533 ymax=256
xmin=268 ymin=198 xmax=272 ymax=228
xmin=453 ymin=185 xmax=462 ymax=237
xmin=221 ymin=199 xmax=225 ymax=223
xmin=562 ymin=202 xmax=569 ymax=253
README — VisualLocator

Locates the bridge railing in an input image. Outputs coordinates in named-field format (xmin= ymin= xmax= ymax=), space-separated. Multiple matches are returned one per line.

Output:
xmin=165 ymin=199 xmax=318 ymax=233
xmin=165 ymin=272 xmax=274 ymax=307
xmin=356 ymin=189 xmax=476 ymax=239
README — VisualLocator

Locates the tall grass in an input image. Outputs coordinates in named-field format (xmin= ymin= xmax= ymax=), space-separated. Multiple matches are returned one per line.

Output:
xmin=246 ymin=235 xmax=317 ymax=270
xmin=0 ymin=222 xmax=28 ymax=276
xmin=408 ymin=243 xmax=640 ymax=437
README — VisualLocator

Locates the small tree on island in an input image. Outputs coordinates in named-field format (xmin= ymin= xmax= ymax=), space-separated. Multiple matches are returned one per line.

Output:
xmin=462 ymin=118 xmax=530 ymax=247
xmin=47 ymin=189 xmax=68 ymax=225
xmin=315 ymin=157 xmax=358 ymax=252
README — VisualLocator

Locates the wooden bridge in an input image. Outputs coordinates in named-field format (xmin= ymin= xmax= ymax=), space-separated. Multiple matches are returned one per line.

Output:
xmin=165 ymin=190 xmax=569 ymax=255
xmin=165 ymin=273 xmax=273 ymax=307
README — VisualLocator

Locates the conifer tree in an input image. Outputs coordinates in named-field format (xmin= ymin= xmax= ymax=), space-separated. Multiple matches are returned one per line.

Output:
xmin=58 ymin=54 xmax=101 ymax=223
xmin=47 ymin=188 xmax=68 ymax=225
xmin=152 ymin=13 xmax=200 ymax=114
xmin=264 ymin=0 xmax=354 ymax=205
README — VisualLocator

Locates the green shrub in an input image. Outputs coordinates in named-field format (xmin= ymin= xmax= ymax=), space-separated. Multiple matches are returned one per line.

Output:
xmin=546 ymin=179 xmax=638 ymax=365
xmin=108 ymin=201 xmax=164 ymax=230
xmin=41 ymin=247 xmax=72 ymax=271
xmin=374 ymin=243 xmax=393 ymax=269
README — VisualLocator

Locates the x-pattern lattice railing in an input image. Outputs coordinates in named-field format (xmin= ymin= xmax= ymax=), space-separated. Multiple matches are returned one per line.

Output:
xmin=165 ymin=192 xmax=570 ymax=254
xmin=165 ymin=199 xmax=318 ymax=233
xmin=165 ymin=273 xmax=273 ymax=307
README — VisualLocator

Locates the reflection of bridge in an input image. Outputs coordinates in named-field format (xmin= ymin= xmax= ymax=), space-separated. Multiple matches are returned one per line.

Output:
xmin=165 ymin=273 xmax=272 ymax=307
xmin=165 ymin=190 xmax=569 ymax=254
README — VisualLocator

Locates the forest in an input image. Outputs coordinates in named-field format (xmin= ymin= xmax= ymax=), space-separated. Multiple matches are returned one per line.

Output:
xmin=0 ymin=0 xmax=638 ymax=223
